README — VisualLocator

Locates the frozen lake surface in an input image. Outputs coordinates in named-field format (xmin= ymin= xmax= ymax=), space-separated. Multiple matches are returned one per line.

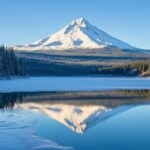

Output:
xmin=0 ymin=109 xmax=73 ymax=150
xmin=0 ymin=77 xmax=150 ymax=92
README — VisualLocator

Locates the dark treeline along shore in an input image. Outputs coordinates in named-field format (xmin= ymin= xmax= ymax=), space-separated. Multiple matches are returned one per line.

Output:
xmin=0 ymin=90 xmax=150 ymax=109
xmin=15 ymin=48 xmax=150 ymax=77
xmin=96 ymin=60 xmax=150 ymax=77
xmin=0 ymin=46 xmax=24 ymax=77
xmin=0 ymin=45 xmax=150 ymax=77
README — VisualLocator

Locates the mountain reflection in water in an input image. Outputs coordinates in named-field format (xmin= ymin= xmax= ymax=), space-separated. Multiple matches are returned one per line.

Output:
xmin=0 ymin=90 xmax=150 ymax=134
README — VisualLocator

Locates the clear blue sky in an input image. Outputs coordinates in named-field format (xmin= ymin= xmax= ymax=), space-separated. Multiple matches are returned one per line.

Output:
xmin=0 ymin=0 xmax=150 ymax=49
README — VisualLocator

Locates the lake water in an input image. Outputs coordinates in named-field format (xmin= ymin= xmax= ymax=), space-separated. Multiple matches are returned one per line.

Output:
xmin=1 ymin=90 xmax=150 ymax=150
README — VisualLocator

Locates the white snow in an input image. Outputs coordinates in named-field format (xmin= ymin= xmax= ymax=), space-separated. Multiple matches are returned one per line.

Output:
xmin=0 ymin=109 xmax=74 ymax=150
xmin=0 ymin=77 xmax=150 ymax=93
xmin=14 ymin=18 xmax=134 ymax=51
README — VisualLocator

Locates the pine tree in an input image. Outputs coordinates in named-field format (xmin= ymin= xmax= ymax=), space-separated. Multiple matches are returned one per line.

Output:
xmin=0 ymin=45 xmax=24 ymax=76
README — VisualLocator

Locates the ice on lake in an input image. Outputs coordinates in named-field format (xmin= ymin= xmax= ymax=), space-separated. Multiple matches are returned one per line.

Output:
xmin=0 ymin=77 xmax=150 ymax=92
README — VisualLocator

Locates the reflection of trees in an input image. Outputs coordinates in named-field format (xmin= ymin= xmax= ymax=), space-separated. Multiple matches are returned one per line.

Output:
xmin=0 ymin=90 xmax=150 ymax=109
xmin=0 ymin=93 xmax=23 ymax=109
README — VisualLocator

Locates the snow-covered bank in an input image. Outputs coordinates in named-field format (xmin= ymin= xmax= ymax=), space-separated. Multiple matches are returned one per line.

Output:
xmin=0 ymin=109 xmax=74 ymax=150
xmin=0 ymin=77 xmax=150 ymax=93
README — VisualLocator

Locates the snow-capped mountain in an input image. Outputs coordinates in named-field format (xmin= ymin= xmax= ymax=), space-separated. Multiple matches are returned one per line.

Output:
xmin=14 ymin=18 xmax=134 ymax=50
xmin=14 ymin=18 xmax=134 ymax=51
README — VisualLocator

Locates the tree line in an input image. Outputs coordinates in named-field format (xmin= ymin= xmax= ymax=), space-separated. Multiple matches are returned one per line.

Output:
xmin=0 ymin=45 xmax=24 ymax=76
xmin=96 ymin=60 xmax=150 ymax=76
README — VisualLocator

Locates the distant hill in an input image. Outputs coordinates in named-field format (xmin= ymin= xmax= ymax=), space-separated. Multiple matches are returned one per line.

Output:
xmin=15 ymin=50 xmax=150 ymax=77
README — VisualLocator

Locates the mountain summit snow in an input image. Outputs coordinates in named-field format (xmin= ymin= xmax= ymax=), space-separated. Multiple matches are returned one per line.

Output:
xmin=14 ymin=18 xmax=134 ymax=50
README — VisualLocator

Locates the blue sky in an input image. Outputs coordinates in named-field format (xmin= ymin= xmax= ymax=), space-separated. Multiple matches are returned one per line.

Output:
xmin=0 ymin=0 xmax=150 ymax=49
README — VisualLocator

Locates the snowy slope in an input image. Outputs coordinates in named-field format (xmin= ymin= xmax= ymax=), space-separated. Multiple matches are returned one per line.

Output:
xmin=14 ymin=18 xmax=134 ymax=51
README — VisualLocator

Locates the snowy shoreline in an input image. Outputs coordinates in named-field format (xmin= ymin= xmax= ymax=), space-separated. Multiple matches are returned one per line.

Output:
xmin=0 ymin=109 xmax=74 ymax=150
xmin=0 ymin=77 xmax=150 ymax=93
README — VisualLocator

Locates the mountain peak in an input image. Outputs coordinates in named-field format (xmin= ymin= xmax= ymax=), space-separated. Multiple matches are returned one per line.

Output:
xmin=14 ymin=18 xmax=135 ymax=51
xmin=69 ymin=17 xmax=89 ymax=28
xmin=75 ymin=17 xmax=85 ymax=22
